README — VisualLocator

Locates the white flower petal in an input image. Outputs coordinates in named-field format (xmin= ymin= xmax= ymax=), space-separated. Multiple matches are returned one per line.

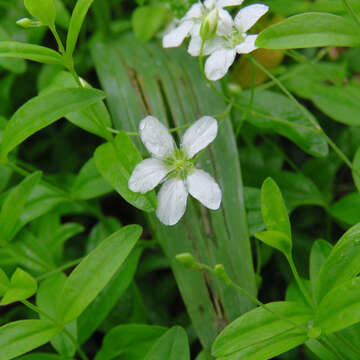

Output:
xmin=204 ymin=0 xmax=216 ymax=9
xmin=204 ymin=48 xmax=236 ymax=81
xmin=156 ymin=178 xmax=188 ymax=226
xmin=181 ymin=116 xmax=218 ymax=158
xmin=236 ymin=34 xmax=258 ymax=54
xmin=188 ymin=36 xmax=226 ymax=56
xmin=129 ymin=158 xmax=169 ymax=194
xmin=185 ymin=3 xmax=204 ymax=19
xmin=139 ymin=116 xmax=175 ymax=159
xmin=162 ymin=20 xmax=194 ymax=48
xmin=234 ymin=4 xmax=269 ymax=33
xmin=218 ymin=0 xmax=244 ymax=7
xmin=217 ymin=9 xmax=234 ymax=36
xmin=186 ymin=169 xmax=222 ymax=210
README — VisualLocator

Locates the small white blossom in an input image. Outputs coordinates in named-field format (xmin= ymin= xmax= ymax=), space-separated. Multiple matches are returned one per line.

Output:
xmin=129 ymin=116 xmax=222 ymax=226
xmin=162 ymin=0 xmax=244 ymax=49
xmin=190 ymin=4 xmax=269 ymax=81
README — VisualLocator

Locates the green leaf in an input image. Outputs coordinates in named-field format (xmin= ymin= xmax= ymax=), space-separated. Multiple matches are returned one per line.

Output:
xmin=144 ymin=326 xmax=190 ymax=360
xmin=94 ymin=132 xmax=157 ymax=212
xmin=0 ymin=42 xmax=63 ymax=65
xmin=78 ymin=247 xmax=142 ymax=344
xmin=1 ymin=268 xmax=37 ymax=305
xmin=353 ymin=147 xmax=360 ymax=193
xmin=0 ymin=269 xmax=9 ymax=297
xmin=315 ymin=222 xmax=360 ymax=302
xmin=316 ymin=277 xmax=360 ymax=334
xmin=24 ymin=0 xmax=56 ymax=26
xmin=255 ymin=230 xmax=292 ymax=256
xmin=212 ymin=301 xmax=312 ymax=359
xmin=132 ymin=5 xmax=168 ymax=42
xmin=309 ymin=239 xmax=332 ymax=295
xmin=256 ymin=13 xmax=360 ymax=49
xmin=42 ymin=71 xmax=112 ymax=139
xmin=57 ymin=225 xmax=142 ymax=324
xmin=236 ymin=90 xmax=328 ymax=157
xmin=330 ymin=192 xmax=360 ymax=226
xmin=0 ymin=320 xmax=59 ymax=360
xmin=0 ymin=172 xmax=42 ymax=246
xmin=17 ymin=354 xmax=74 ymax=360
xmin=72 ymin=158 xmax=112 ymax=200
xmin=36 ymin=274 xmax=76 ymax=357
xmin=94 ymin=324 xmax=167 ymax=360
xmin=286 ymin=280 xmax=312 ymax=307
xmin=66 ymin=0 xmax=95 ymax=57
xmin=1 ymin=88 xmax=105 ymax=160
xmin=261 ymin=177 xmax=292 ymax=239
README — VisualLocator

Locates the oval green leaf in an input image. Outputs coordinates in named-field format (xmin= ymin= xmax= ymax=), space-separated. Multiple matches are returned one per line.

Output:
xmin=94 ymin=132 xmax=157 ymax=213
xmin=255 ymin=230 xmax=292 ymax=257
xmin=256 ymin=13 xmax=360 ymax=49
xmin=57 ymin=225 xmax=142 ymax=324
xmin=1 ymin=88 xmax=105 ymax=160
xmin=212 ymin=301 xmax=312 ymax=358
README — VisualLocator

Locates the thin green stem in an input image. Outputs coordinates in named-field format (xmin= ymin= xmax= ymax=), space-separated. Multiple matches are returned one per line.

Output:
xmin=21 ymin=300 xmax=89 ymax=360
xmin=49 ymin=25 xmax=65 ymax=55
xmin=36 ymin=258 xmax=83 ymax=281
xmin=287 ymin=254 xmax=314 ymax=309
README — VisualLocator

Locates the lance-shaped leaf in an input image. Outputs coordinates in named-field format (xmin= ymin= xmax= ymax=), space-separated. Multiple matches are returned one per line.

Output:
xmin=0 ymin=320 xmax=59 ymax=360
xmin=256 ymin=13 xmax=360 ymax=49
xmin=94 ymin=132 xmax=157 ymax=213
xmin=57 ymin=225 xmax=142 ymax=324
xmin=24 ymin=0 xmax=56 ymax=26
xmin=1 ymin=88 xmax=104 ymax=160
xmin=144 ymin=326 xmax=190 ymax=360
xmin=0 ymin=42 xmax=63 ymax=65
xmin=212 ymin=301 xmax=312 ymax=359
xmin=0 ymin=172 xmax=42 ymax=246
xmin=315 ymin=222 xmax=360 ymax=302
xmin=316 ymin=277 xmax=360 ymax=334
xmin=66 ymin=0 xmax=95 ymax=57
xmin=0 ymin=268 xmax=37 ymax=305
xmin=261 ymin=177 xmax=292 ymax=239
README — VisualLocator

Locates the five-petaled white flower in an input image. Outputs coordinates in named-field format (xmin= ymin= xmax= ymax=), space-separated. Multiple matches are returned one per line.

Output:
xmin=128 ymin=116 xmax=222 ymax=226
xmin=189 ymin=3 xmax=269 ymax=81
xmin=163 ymin=0 xmax=244 ymax=49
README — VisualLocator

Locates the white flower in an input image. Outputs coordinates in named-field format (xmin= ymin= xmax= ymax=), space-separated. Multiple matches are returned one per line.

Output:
xmin=189 ymin=4 xmax=269 ymax=81
xmin=129 ymin=116 xmax=222 ymax=226
xmin=162 ymin=0 xmax=244 ymax=49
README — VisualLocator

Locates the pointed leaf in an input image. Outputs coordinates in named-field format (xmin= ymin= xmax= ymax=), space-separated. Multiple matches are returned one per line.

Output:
xmin=57 ymin=225 xmax=142 ymax=324
xmin=1 ymin=268 xmax=37 ymax=305
xmin=0 ymin=172 xmax=42 ymax=246
xmin=315 ymin=222 xmax=360 ymax=302
xmin=0 ymin=320 xmax=59 ymax=360
xmin=261 ymin=177 xmax=292 ymax=239
xmin=0 ymin=42 xmax=63 ymax=65
xmin=24 ymin=0 xmax=56 ymax=26
xmin=256 ymin=13 xmax=360 ymax=49
xmin=1 ymin=88 xmax=105 ymax=160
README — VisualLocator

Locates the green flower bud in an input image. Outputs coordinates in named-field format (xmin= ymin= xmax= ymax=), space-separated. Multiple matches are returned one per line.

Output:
xmin=16 ymin=18 xmax=43 ymax=28
xmin=214 ymin=264 xmax=232 ymax=285
xmin=175 ymin=253 xmax=199 ymax=270
xmin=200 ymin=8 xmax=218 ymax=41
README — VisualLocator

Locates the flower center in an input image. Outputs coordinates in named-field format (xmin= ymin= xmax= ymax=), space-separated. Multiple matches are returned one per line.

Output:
xmin=225 ymin=30 xmax=246 ymax=48
xmin=165 ymin=149 xmax=194 ymax=180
